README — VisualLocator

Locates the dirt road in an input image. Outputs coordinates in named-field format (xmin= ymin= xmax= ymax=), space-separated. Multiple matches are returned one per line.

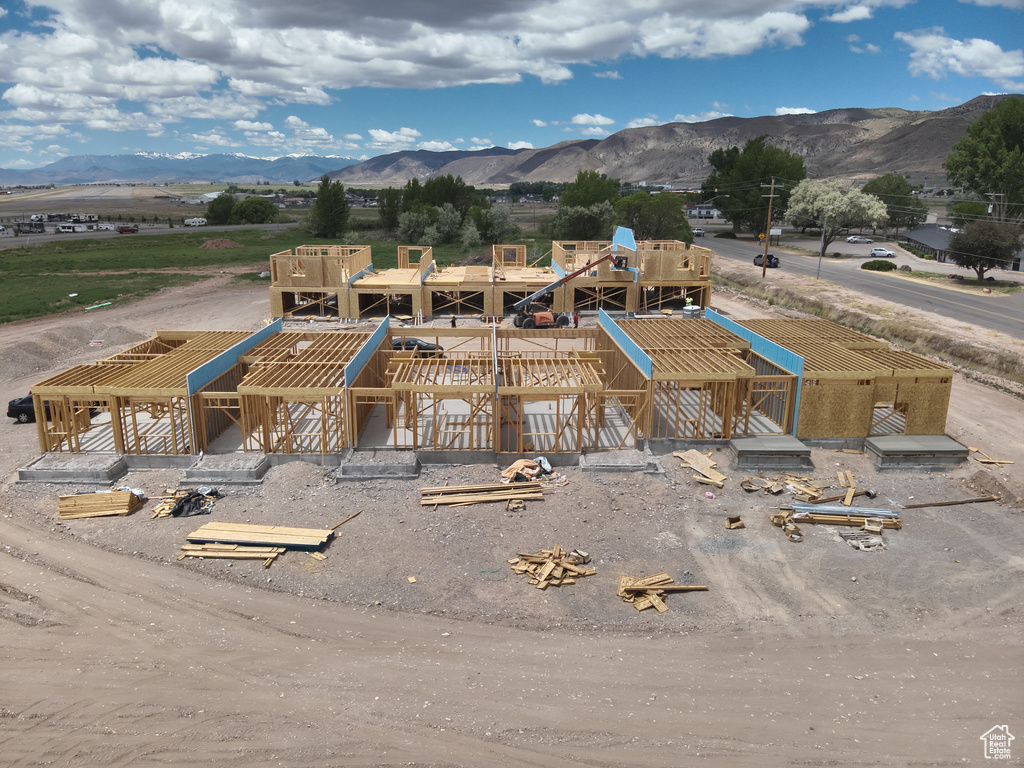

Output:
xmin=1 ymin=275 xmax=1022 ymax=766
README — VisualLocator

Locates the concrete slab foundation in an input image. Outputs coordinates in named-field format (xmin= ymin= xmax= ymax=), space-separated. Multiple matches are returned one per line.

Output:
xmin=185 ymin=454 xmax=271 ymax=486
xmin=731 ymin=435 xmax=813 ymax=470
xmin=864 ymin=435 xmax=968 ymax=471
xmin=18 ymin=453 xmax=128 ymax=485
xmin=337 ymin=449 xmax=421 ymax=480
xmin=580 ymin=446 xmax=664 ymax=475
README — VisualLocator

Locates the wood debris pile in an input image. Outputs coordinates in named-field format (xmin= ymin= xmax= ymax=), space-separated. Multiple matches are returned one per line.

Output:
xmin=617 ymin=572 xmax=709 ymax=613
xmin=968 ymin=446 xmax=1014 ymax=466
xmin=421 ymin=483 xmax=544 ymax=508
xmin=508 ymin=546 xmax=595 ymax=589
xmin=151 ymin=488 xmax=218 ymax=519
xmin=673 ymin=450 xmax=726 ymax=488
xmin=58 ymin=490 xmax=143 ymax=520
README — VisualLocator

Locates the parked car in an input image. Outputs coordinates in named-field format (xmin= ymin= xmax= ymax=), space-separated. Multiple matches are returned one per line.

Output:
xmin=392 ymin=338 xmax=444 ymax=357
xmin=117 ymin=225 xmax=139 ymax=234
xmin=96 ymin=222 xmax=116 ymax=230
xmin=753 ymin=253 xmax=780 ymax=268
xmin=692 ymin=227 xmax=705 ymax=237
xmin=846 ymin=235 xmax=873 ymax=244
xmin=870 ymin=247 xmax=895 ymax=258
xmin=7 ymin=395 xmax=42 ymax=423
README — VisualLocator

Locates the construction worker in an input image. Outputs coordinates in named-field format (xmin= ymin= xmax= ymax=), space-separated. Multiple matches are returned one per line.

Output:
xmin=573 ymin=312 xmax=579 ymax=328
xmin=450 ymin=315 xmax=457 ymax=328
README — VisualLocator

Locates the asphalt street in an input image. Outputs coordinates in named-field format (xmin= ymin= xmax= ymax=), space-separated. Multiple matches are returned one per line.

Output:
xmin=707 ymin=235 xmax=1024 ymax=340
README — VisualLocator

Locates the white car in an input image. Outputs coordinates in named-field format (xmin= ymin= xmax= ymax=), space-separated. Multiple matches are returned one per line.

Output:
xmin=870 ymin=247 xmax=895 ymax=258
xmin=692 ymin=227 xmax=705 ymax=237
xmin=96 ymin=222 xmax=116 ymax=230
xmin=846 ymin=235 xmax=873 ymax=244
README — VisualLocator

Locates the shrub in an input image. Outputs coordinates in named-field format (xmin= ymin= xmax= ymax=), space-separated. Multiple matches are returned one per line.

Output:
xmin=714 ymin=231 xmax=737 ymax=239
xmin=862 ymin=259 xmax=898 ymax=271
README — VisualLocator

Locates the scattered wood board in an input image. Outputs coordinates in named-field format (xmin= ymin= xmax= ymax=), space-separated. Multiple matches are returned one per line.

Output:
xmin=617 ymin=572 xmax=708 ymax=612
xmin=58 ymin=490 xmax=143 ymax=520
xmin=967 ymin=446 xmax=1014 ymax=465
xmin=179 ymin=543 xmax=285 ymax=567
xmin=421 ymin=483 xmax=545 ymax=507
xmin=509 ymin=546 xmax=595 ymax=590
xmin=673 ymin=450 xmax=726 ymax=485
xmin=900 ymin=494 xmax=1000 ymax=509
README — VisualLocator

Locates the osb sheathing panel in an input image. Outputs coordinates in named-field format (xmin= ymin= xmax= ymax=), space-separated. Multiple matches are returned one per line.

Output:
xmin=797 ymin=381 xmax=876 ymax=438
xmin=639 ymin=244 xmax=712 ymax=281
xmin=398 ymin=246 xmax=433 ymax=270
xmin=493 ymin=244 xmax=527 ymax=269
xmin=873 ymin=378 xmax=952 ymax=435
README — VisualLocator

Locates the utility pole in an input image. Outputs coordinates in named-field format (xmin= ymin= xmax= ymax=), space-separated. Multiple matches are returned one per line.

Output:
xmin=761 ymin=177 xmax=780 ymax=278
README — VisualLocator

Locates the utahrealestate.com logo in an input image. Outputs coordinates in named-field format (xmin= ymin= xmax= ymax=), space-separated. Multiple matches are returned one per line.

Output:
xmin=980 ymin=725 xmax=1014 ymax=760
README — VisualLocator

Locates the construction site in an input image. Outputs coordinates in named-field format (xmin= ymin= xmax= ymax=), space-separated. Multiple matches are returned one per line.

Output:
xmin=15 ymin=228 xmax=965 ymax=485
xmin=2 ymin=228 xmax=1021 ymax=767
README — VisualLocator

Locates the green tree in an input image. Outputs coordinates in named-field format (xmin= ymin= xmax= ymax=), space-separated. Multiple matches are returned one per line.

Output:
xmin=397 ymin=210 xmax=430 ymax=243
xmin=614 ymin=191 xmax=692 ymax=242
xmin=948 ymin=219 xmax=1023 ymax=280
xmin=307 ymin=175 xmax=349 ymax=239
xmin=943 ymin=97 xmax=1024 ymax=224
xmin=560 ymin=170 xmax=619 ymax=208
xmin=231 ymin=196 xmax=278 ymax=224
xmin=433 ymin=203 xmax=463 ymax=244
xmin=476 ymin=206 xmax=518 ymax=244
xmin=701 ymin=136 xmax=806 ymax=233
xmin=205 ymin=192 xmax=235 ymax=225
xmin=784 ymin=180 xmax=888 ymax=258
xmin=421 ymin=174 xmax=476 ymax=216
xmin=551 ymin=201 xmax=615 ymax=241
xmin=401 ymin=178 xmax=423 ymax=212
xmin=861 ymin=173 xmax=928 ymax=234
xmin=377 ymin=187 xmax=403 ymax=232
xmin=948 ymin=196 xmax=989 ymax=228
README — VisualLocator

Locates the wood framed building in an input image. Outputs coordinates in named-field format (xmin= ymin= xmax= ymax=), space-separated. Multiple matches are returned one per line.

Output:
xmin=268 ymin=236 xmax=714 ymax=322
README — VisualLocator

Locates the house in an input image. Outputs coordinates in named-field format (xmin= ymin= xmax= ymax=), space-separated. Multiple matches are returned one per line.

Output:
xmin=902 ymin=223 xmax=1022 ymax=271
xmin=687 ymin=202 xmax=723 ymax=219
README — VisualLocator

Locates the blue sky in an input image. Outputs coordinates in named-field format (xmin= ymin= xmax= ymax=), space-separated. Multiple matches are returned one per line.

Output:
xmin=0 ymin=0 xmax=1022 ymax=169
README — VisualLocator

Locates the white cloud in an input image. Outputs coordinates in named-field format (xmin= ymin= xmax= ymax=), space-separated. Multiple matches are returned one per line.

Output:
xmin=636 ymin=12 xmax=810 ymax=59
xmin=823 ymin=1 xmax=913 ymax=23
xmin=625 ymin=116 xmax=659 ymax=128
xmin=672 ymin=110 xmax=733 ymax=123
xmin=344 ymin=133 xmax=362 ymax=141
xmin=470 ymin=137 xmax=491 ymax=145
xmin=570 ymin=113 xmax=615 ymax=126
xmin=233 ymin=120 xmax=274 ymax=131
xmin=507 ymin=141 xmax=533 ymax=150
xmin=530 ymin=119 xmax=548 ymax=127
xmin=418 ymin=140 xmax=457 ymax=151
xmin=896 ymin=28 xmax=1024 ymax=89
xmin=775 ymin=106 xmax=817 ymax=115
xmin=594 ymin=70 xmax=622 ymax=79
xmin=366 ymin=126 xmax=422 ymax=150
xmin=577 ymin=126 xmax=612 ymax=136
xmin=959 ymin=0 xmax=1024 ymax=7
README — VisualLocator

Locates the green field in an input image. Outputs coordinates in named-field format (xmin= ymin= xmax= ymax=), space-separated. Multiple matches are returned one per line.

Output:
xmin=0 ymin=227 xmax=555 ymax=324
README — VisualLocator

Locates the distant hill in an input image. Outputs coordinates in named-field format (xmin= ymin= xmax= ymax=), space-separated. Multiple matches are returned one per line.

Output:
xmin=2 ymin=95 xmax=1018 ymax=189
xmin=0 ymin=153 xmax=361 ymax=186
xmin=330 ymin=94 xmax=1022 ymax=187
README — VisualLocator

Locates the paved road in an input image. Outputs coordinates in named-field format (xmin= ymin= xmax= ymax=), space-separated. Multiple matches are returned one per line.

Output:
xmin=707 ymin=236 xmax=1024 ymax=339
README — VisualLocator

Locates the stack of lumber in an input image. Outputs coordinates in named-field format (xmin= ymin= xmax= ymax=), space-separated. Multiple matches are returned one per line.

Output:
xmin=784 ymin=474 xmax=824 ymax=502
xmin=58 ymin=490 xmax=143 ymax=520
xmin=673 ymin=450 xmax=726 ymax=488
xmin=617 ymin=572 xmax=708 ymax=613
xmin=178 ymin=543 xmax=285 ymax=567
xmin=421 ymin=483 xmax=544 ymax=508
xmin=508 ymin=546 xmax=595 ymax=589
xmin=186 ymin=522 xmax=334 ymax=550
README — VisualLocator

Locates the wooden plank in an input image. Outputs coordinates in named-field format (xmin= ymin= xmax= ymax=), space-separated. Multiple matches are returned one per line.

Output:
xmin=620 ymin=584 xmax=708 ymax=593
xmin=843 ymin=487 xmax=856 ymax=507
xmin=648 ymin=593 xmax=669 ymax=613
xmin=845 ymin=470 xmax=856 ymax=488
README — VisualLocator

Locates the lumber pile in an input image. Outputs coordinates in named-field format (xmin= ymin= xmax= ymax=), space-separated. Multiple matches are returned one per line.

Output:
xmin=58 ymin=490 xmax=143 ymax=520
xmin=186 ymin=522 xmax=335 ymax=550
xmin=508 ymin=546 xmax=595 ymax=589
xmin=179 ymin=543 xmax=285 ymax=567
xmin=421 ymin=483 xmax=544 ymax=508
xmin=617 ymin=572 xmax=708 ymax=612
xmin=673 ymin=450 xmax=726 ymax=488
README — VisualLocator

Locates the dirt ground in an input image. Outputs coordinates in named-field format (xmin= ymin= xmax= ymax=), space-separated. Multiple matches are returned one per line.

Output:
xmin=1 ymin=267 xmax=1023 ymax=767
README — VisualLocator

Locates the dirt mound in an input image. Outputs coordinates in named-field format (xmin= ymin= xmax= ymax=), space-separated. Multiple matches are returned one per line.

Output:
xmin=199 ymin=238 xmax=243 ymax=249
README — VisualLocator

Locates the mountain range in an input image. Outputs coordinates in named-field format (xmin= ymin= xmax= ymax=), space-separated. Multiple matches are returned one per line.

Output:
xmin=0 ymin=153 xmax=361 ymax=187
xmin=0 ymin=95 xmax=1018 ymax=188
